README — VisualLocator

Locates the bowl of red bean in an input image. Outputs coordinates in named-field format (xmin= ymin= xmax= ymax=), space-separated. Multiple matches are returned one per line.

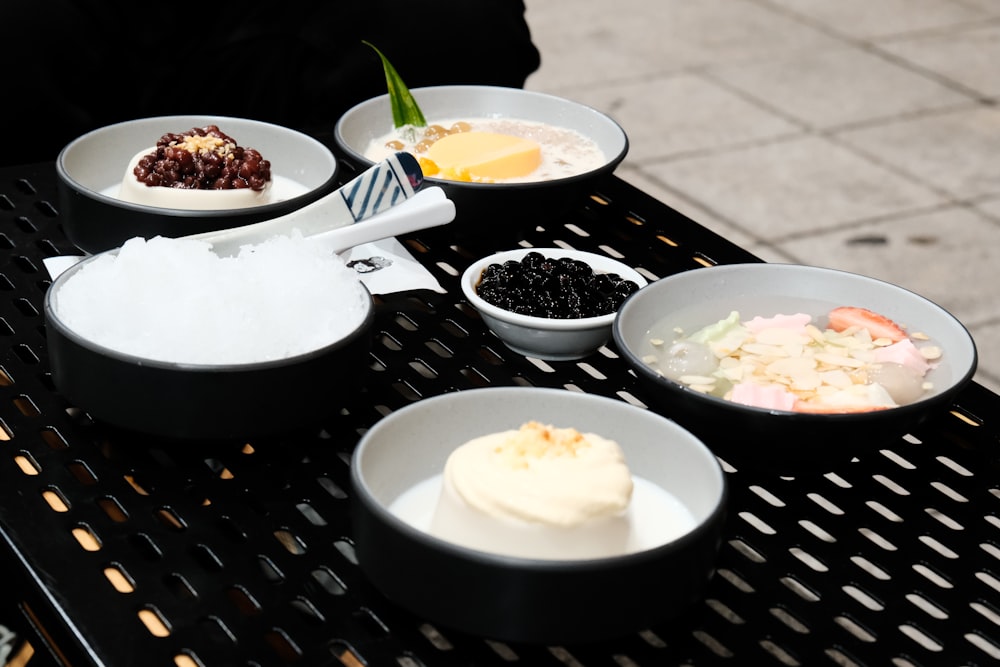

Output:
xmin=57 ymin=115 xmax=339 ymax=254
xmin=461 ymin=248 xmax=646 ymax=361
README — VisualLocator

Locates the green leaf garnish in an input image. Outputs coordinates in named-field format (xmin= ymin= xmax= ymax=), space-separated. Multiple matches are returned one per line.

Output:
xmin=363 ymin=40 xmax=427 ymax=129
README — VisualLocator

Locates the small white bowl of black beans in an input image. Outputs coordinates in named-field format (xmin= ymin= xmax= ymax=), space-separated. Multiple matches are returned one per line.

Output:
xmin=461 ymin=248 xmax=646 ymax=360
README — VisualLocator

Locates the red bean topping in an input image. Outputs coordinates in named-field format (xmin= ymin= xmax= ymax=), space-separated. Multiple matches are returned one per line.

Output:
xmin=132 ymin=125 xmax=272 ymax=191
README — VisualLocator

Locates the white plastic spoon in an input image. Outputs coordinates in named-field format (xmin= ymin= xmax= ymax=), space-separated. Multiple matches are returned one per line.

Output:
xmin=308 ymin=185 xmax=454 ymax=255
xmin=186 ymin=152 xmax=451 ymax=257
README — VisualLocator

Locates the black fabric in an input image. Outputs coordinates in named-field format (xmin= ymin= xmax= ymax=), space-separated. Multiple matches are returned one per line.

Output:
xmin=0 ymin=0 xmax=541 ymax=165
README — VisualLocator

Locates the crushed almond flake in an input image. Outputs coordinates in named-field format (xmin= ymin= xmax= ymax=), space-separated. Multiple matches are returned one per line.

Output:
xmin=173 ymin=134 xmax=235 ymax=157
xmin=651 ymin=309 xmax=943 ymax=412
xmin=493 ymin=421 xmax=590 ymax=468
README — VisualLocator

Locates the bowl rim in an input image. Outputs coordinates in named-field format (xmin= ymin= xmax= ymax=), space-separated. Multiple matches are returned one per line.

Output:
xmin=612 ymin=262 xmax=979 ymax=419
xmin=56 ymin=114 xmax=339 ymax=218
xmin=350 ymin=386 xmax=729 ymax=569
xmin=333 ymin=84 xmax=630 ymax=191
xmin=44 ymin=248 xmax=375 ymax=371
xmin=460 ymin=247 xmax=649 ymax=330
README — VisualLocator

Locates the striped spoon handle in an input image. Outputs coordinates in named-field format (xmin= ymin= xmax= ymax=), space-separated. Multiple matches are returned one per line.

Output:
xmin=186 ymin=152 xmax=424 ymax=257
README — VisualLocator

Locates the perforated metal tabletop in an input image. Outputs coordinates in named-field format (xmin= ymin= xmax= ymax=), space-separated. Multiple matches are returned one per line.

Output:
xmin=1 ymin=158 xmax=999 ymax=666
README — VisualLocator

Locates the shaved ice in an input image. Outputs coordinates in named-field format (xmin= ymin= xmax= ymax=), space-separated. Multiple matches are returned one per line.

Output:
xmin=53 ymin=234 xmax=370 ymax=365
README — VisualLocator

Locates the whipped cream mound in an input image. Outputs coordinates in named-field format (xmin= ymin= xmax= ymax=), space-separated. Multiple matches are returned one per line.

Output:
xmin=118 ymin=148 xmax=273 ymax=210
xmin=429 ymin=421 xmax=635 ymax=559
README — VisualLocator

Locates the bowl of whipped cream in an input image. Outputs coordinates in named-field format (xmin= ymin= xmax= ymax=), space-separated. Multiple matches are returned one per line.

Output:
xmin=350 ymin=386 xmax=727 ymax=644
xmin=334 ymin=85 xmax=629 ymax=239
xmin=57 ymin=115 xmax=339 ymax=253
xmin=613 ymin=262 xmax=978 ymax=471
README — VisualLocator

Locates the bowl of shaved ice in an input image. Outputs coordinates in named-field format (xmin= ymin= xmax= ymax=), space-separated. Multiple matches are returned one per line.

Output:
xmin=44 ymin=234 xmax=374 ymax=440
xmin=612 ymin=263 xmax=978 ymax=471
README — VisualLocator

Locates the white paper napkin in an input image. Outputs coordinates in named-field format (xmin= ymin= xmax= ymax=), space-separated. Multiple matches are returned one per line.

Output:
xmin=342 ymin=237 xmax=446 ymax=294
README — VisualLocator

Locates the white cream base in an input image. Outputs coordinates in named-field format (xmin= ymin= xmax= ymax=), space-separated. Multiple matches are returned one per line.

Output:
xmin=116 ymin=148 xmax=273 ymax=210
xmin=430 ymin=471 xmax=630 ymax=559
xmin=390 ymin=474 xmax=698 ymax=560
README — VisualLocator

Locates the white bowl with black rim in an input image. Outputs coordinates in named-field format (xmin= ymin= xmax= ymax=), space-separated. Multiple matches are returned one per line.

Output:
xmin=350 ymin=386 xmax=728 ymax=643
xmin=612 ymin=262 xmax=978 ymax=471
xmin=57 ymin=115 xmax=339 ymax=253
xmin=334 ymin=85 xmax=629 ymax=239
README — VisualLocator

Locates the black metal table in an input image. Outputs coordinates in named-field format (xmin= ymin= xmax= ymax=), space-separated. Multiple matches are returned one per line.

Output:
xmin=1 ymin=158 xmax=999 ymax=667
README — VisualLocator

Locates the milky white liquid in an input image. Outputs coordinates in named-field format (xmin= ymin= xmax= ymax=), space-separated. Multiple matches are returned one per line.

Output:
xmin=363 ymin=117 xmax=607 ymax=183
xmin=389 ymin=474 xmax=698 ymax=559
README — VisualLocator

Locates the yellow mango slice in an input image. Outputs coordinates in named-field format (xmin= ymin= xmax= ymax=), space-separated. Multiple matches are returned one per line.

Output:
xmin=425 ymin=131 xmax=541 ymax=182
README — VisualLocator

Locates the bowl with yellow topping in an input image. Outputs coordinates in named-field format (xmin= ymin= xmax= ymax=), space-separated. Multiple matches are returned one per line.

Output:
xmin=350 ymin=386 xmax=727 ymax=644
xmin=612 ymin=263 xmax=978 ymax=470
xmin=334 ymin=85 xmax=628 ymax=237
xmin=57 ymin=115 xmax=339 ymax=253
